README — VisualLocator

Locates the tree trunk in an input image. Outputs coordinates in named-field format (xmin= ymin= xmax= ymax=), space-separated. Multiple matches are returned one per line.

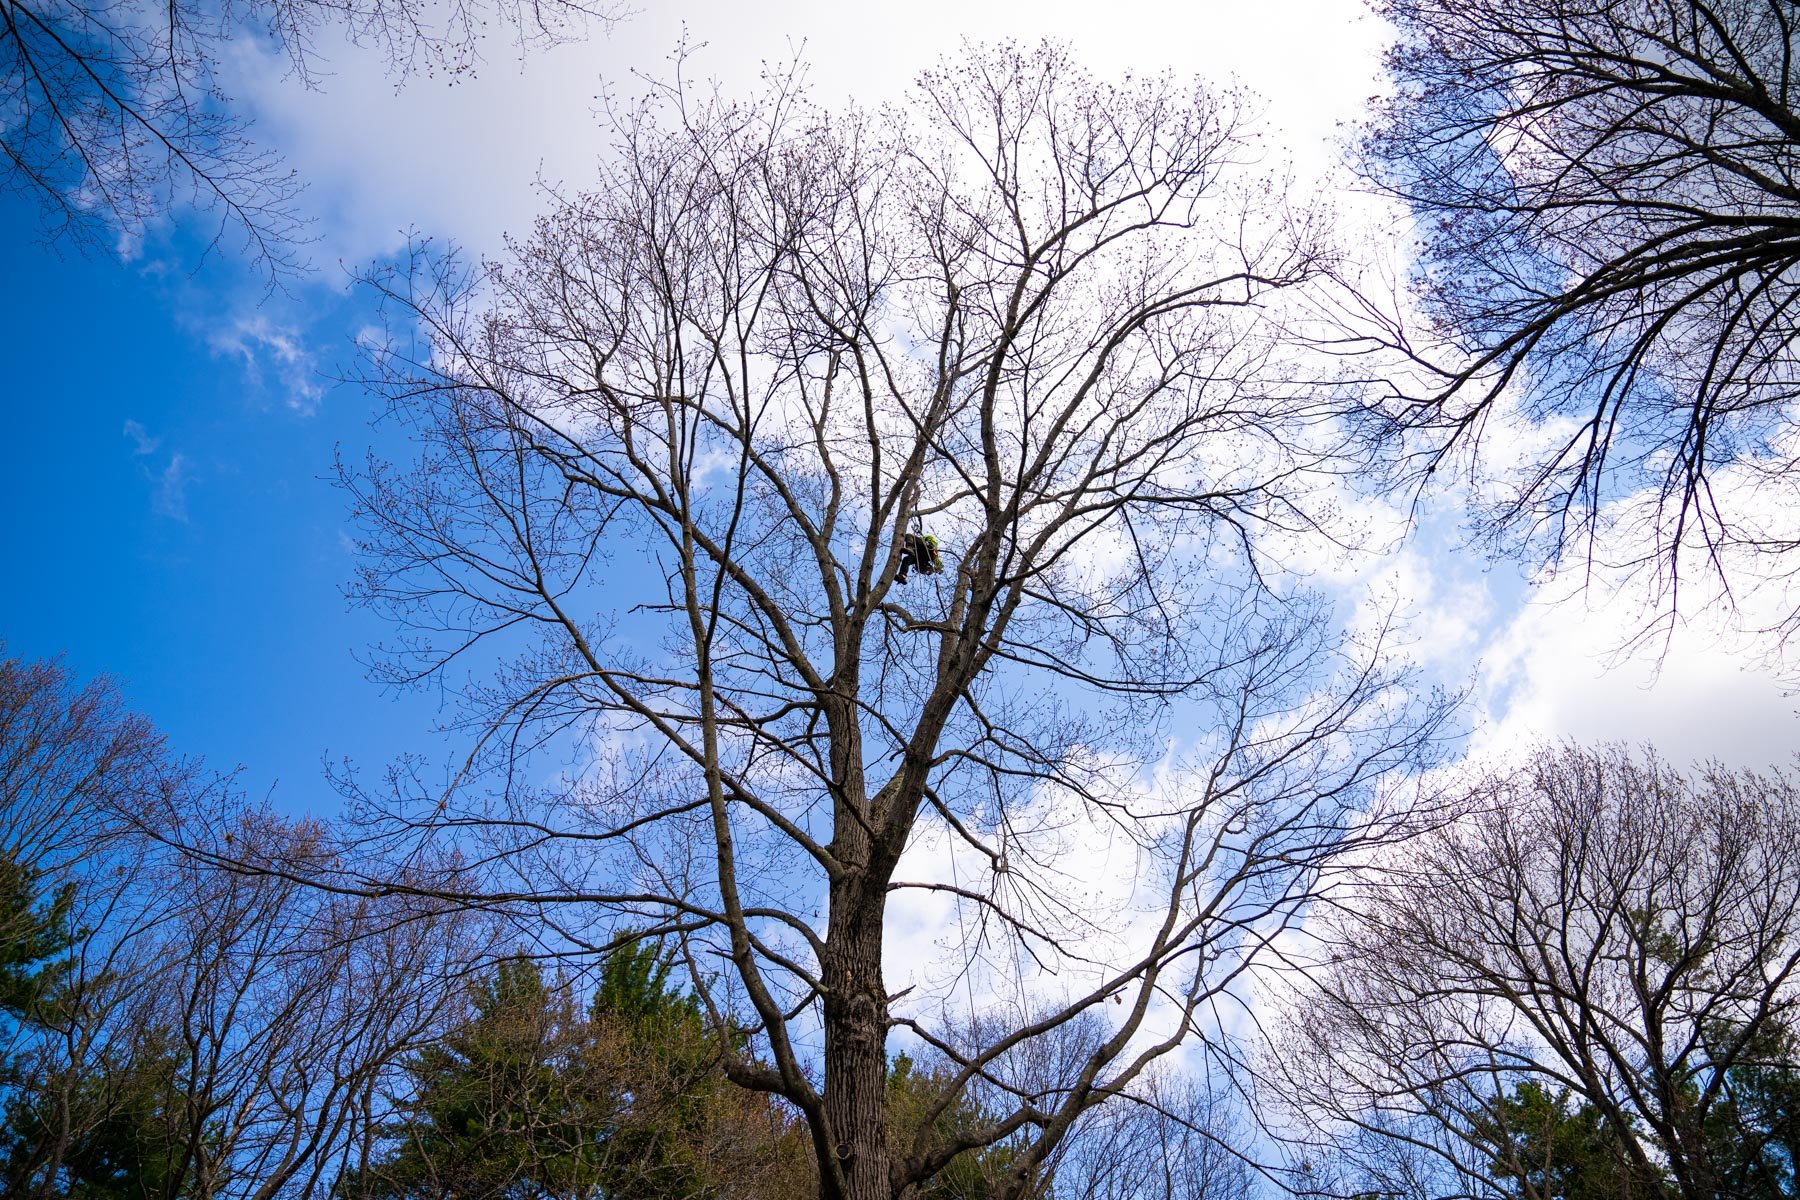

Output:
xmin=823 ymin=880 xmax=890 ymax=1200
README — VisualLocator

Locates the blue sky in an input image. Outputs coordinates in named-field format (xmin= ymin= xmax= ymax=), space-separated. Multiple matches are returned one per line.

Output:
xmin=0 ymin=201 xmax=447 ymax=808
xmin=4 ymin=0 xmax=1797 ymax=823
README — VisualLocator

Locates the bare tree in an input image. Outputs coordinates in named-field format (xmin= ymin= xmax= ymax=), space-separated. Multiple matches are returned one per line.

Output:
xmin=1350 ymin=0 xmax=1800 ymax=638
xmin=3 ymin=833 xmax=482 ymax=1200
xmin=1268 ymin=743 xmax=1800 ymax=1200
xmin=0 ymin=0 xmax=623 ymax=276
xmin=326 ymin=43 xmax=1456 ymax=1200
xmin=0 ymin=647 xmax=176 ymax=1137
xmin=0 ymin=648 xmax=483 ymax=1200
xmin=1050 ymin=1066 xmax=1257 ymax=1200
xmin=0 ymin=648 xmax=169 ymax=877
xmin=145 ymin=816 xmax=488 ymax=1200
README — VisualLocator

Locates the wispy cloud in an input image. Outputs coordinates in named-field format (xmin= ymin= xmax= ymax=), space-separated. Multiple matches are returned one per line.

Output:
xmin=207 ymin=314 xmax=324 ymax=414
xmin=123 ymin=421 xmax=191 ymax=521
xmin=122 ymin=418 xmax=160 ymax=456
xmin=152 ymin=454 xmax=191 ymax=522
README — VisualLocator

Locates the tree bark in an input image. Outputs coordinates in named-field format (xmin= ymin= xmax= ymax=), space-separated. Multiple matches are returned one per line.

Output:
xmin=823 ymin=874 xmax=890 ymax=1200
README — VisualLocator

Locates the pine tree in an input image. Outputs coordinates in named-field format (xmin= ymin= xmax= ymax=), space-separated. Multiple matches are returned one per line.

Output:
xmin=884 ymin=1055 xmax=1030 ymax=1200
xmin=1472 ymin=1081 xmax=1668 ymax=1200
xmin=0 ymin=866 xmax=207 ymax=1200
xmin=0 ymin=849 xmax=75 ymax=1029
xmin=340 ymin=958 xmax=602 ymax=1200
xmin=0 ymin=1033 xmax=205 ymax=1200
xmin=1701 ymin=1022 xmax=1800 ymax=1200
xmin=341 ymin=944 xmax=812 ymax=1200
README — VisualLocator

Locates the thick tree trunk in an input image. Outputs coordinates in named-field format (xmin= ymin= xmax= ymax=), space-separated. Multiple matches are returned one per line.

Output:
xmin=822 ymin=883 xmax=890 ymax=1200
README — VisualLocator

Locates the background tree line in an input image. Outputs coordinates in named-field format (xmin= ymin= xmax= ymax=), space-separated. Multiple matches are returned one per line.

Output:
xmin=0 ymin=648 xmax=1254 ymax=1199
xmin=10 ymin=661 xmax=1800 ymax=1200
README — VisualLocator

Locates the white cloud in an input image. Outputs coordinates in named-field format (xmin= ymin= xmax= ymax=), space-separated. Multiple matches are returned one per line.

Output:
xmin=1468 ymin=547 xmax=1800 ymax=769
xmin=152 ymin=453 xmax=191 ymax=522
xmin=123 ymin=420 xmax=191 ymax=520
xmin=205 ymin=313 xmax=325 ymax=413
xmin=122 ymin=419 xmax=160 ymax=456
xmin=218 ymin=0 xmax=1391 ymax=266
xmin=1496 ymin=622 xmax=1792 ymax=766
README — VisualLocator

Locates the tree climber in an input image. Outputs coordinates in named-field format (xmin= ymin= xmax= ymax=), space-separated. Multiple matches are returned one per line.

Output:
xmin=895 ymin=532 xmax=942 ymax=584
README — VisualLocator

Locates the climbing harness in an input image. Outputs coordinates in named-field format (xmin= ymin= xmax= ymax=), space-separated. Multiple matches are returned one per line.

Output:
xmin=894 ymin=522 xmax=942 ymax=585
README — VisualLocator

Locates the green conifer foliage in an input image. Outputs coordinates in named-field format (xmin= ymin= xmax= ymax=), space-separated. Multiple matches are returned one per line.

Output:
xmin=0 ymin=1033 xmax=207 ymax=1200
xmin=885 ymin=1055 xmax=1030 ymax=1200
xmin=1469 ymin=1048 xmax=1800 ymax=1200
xmin=341 ymin=944 xmax=812 ymax=1200
xmin=1472 ymin=1081 xmax=1667 ymax=1200
xmin=0 ymin=848 xmax=74 ymax=1027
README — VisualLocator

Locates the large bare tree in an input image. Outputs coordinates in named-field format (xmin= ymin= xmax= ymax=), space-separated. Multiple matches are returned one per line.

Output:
xmin=1353 ymin=0 xmax=1800 ymax=637
xmin=334 ymin=44 xmax=1454 ymax=1200
xmin=1268 ymin=743 xmax=1800 ymax=1200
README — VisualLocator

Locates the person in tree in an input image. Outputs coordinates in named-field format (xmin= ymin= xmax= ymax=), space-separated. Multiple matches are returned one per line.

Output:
xmin=895 ymin=533 xmax=942 ymax=584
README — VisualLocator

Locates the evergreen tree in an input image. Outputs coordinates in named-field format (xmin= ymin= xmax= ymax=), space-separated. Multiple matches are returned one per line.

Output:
xmin=584 ymin=942 xmax=722 ymax=1199
xmin=1471 ymin=1060 xmax=1800 ymax=1200
xmin=342 ymin=944 xmax=811 ymax=1200
xmin=1472 ymin=1081 xmax=1669 ymax=1200
xmin=0 ymin=1033 xmax=205 ymax=1200
xmin=0 ymin=848 xmax=75 ymax=1030
xmin=341 ymin=958 xmax=603 ymax=1200
xmin=885 ymin=1054 xmax=1030 ymax=1200
xmin=1702 ymin=1022 xmax=1800 ymax=1200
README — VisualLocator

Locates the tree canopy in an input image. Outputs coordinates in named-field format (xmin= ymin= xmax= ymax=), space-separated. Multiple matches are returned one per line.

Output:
xmin=1272 ymin=743 xmax=1800 ymax=1200
xmin=1359 ymin=0 xmax=1800 ymax=637
xmin=0 ymin=0 xmax=621 ymax=275
xmin=328 ymin=38 xmax=1453 ymax=1200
